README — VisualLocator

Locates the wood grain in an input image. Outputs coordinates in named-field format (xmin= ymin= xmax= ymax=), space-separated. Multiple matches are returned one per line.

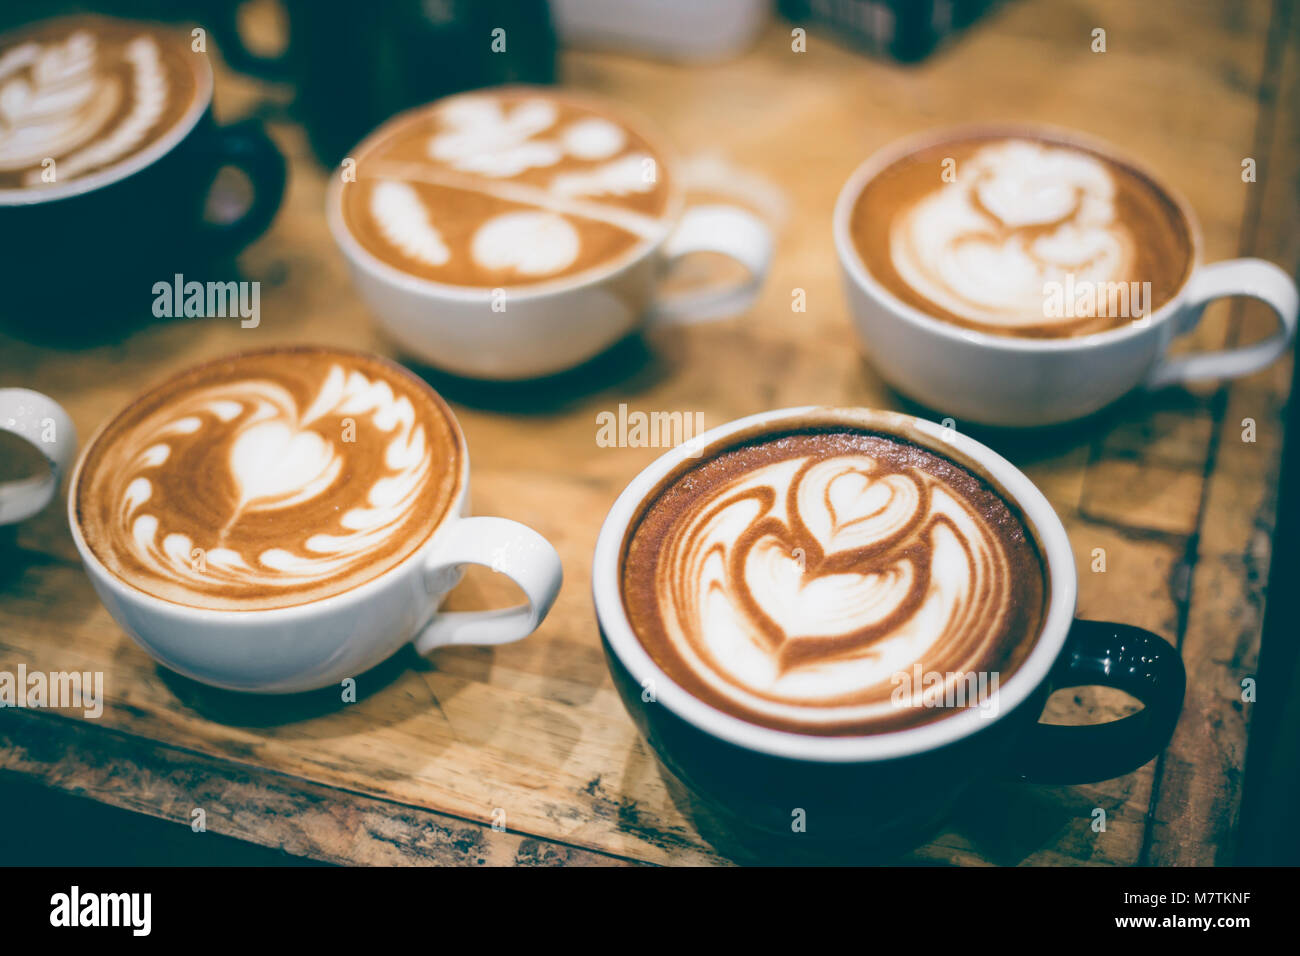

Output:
xmin=0 ymin=0 xmax=1295 ymax=865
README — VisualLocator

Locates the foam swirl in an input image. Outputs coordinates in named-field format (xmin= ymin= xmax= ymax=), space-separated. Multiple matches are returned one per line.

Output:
xmin=75 ymin=350 xmax=462 ymax=611
xmin=622 ymin=431 xmax=1045 ymax=735
xmin=890 ymin=140 xmax=1137 ymax=333
xmin=0 ymin=20 xmax=196 ymax=190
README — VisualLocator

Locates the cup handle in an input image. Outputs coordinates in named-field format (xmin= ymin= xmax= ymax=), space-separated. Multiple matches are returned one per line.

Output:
xmin=1009 ymin=620 xmax=1186 ymax=784
xmin=648 ymin=205 xmax=773 ymax=324
xmin=0 ymin=389 xmax=77 ymax=526
xmin=197 ymin=119 xmax=288 ymax=258
xmin=413 ymin=516 xmax=563 ymax=654
xmin=209 ymin=2 xmax=295 ymax=79
xmin=1145 ymin=258 xmax=1298 ymax=388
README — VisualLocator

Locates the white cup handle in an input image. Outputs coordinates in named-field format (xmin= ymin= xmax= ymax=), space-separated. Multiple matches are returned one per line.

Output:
xmin=1145 ymin=259 xmax=1299 ymax=388
xmin=0 ymin=388 xmax=77 ymax=526
xmin=413 ymin=515 xmax=562 ymax=654
xmin=648 ymin=204 xmax=773 ymax=324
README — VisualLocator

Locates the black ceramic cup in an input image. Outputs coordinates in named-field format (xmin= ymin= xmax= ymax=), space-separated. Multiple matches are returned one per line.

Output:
xmin=592 ymin=407 xmax=1186 ymax=861
xmin=0 ymin=15 xmax=286 ymax=331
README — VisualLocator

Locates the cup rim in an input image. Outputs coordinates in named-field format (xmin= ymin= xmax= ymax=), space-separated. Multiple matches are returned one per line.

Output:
xmin=831 ymin=122 xmax=1205 ymax=353
xmin=66 ymin=344 xmax=471 ymax=622
xmin=0 ymin=15 xmax=214 ymax=207
xmin=325 ymin=83 xmax=687 ymax=303
xmin=591 ymin=406 xmax=1079 ymax=763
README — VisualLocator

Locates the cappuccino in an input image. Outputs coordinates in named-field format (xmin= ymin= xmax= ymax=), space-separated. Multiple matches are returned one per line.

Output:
xmin=74 ymin=347 xmax=463 ymax=611
xmin=849 ymin=131 xmax=1194 ymax=338
xmin=0 ymin=16 xmax=201 ymax=192
xmin=621 ymin=427 xmax=1046 ymax=735
xmin=339 ymin=86 xmax=676 ymax=289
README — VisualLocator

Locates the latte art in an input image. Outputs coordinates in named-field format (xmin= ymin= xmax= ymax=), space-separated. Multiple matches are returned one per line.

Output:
xmin=0 ymin=17 xmax=199 ymax=191
xmin=75 ymin=349 xmax=462 ymax=611
xmin=622 ymin=430 xmax=1045 ymax=735
xmin=893 ymin=141 xmax=1136 ymax=331
xmin=851 ymin=133 xmax=1194 ymax=337
xmin=341 ymin=88 xmax=674 ymax=288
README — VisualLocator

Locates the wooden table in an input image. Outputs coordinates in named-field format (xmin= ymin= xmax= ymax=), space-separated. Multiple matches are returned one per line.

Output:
xmin=2 ymin=0 xmax=1296 ymax=866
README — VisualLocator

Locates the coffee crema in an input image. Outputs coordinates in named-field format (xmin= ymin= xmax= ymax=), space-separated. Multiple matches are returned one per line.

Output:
xmin=621 ymin=428 xmax=1046 ymax=736
xmin=75 ymin=348 xmax=463 ymax=611
xmin=850 ymin=133 xmax=1194 ymax=338
xmin=0 ymin=16 xmax=200 ymax=192
xmin=340 ymin=87 xmax=675 ymax=288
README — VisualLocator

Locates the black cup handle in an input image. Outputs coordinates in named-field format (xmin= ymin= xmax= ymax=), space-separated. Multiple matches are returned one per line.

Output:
xmin=198 ymin=119 xmax=288 ymax=258
xmin=1010 ymin=620 xmax=1186 ymax=784
xmin=209 ymin=2 xmax=294 ymax=79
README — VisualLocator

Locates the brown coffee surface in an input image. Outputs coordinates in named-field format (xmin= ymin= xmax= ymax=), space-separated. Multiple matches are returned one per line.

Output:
xmin=341 ymin=87 xmax=674 ymax=288
xmin=850 ymin=133 xmax=1194 ymax=337
xmin=75 ymin=347 xmax=463 ymax=611
xmin=621 ymin=428 xmax=1046 ymax=736
xmin=0 ymin=16 xmax=201 ymax=191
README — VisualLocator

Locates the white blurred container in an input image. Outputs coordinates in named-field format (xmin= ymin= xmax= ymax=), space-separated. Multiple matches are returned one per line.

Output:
xmin=550 ymin=0 xmax=772 ymax=62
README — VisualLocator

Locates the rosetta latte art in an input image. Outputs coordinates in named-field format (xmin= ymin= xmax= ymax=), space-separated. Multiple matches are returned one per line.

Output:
xmin=75 ymin=350 xmax=462 ymax=611
xmin=852 ymin=133 xmax=1195 ymax=338
xmin=890 ymin=140 xmax=1136 ymax=332
xmin=343 ymin=89 xmax=673 ymax=287
xmin=623 ymin=431 xmax=1045 ymax=735
xmin=0 ymin=19 xmax=196 ymax=190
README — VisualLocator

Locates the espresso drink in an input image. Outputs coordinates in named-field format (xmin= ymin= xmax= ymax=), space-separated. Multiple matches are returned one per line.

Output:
xmin=75 ymin=348 xmax=463 ymax=611
xmin=621 ymin=428 xmax=1046 ymax=735
xmin=340 ymin=86 xmax=675 ymax=288
xmin=850 ymin=132 xmax=1194 ymax=337
xmin=0 ymin=16 xmax=201 ymax=191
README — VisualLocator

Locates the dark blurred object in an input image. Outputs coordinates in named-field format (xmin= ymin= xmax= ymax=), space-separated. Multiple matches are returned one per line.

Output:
xmin=0 ymin=2 xmax=557 ymax=164
xmin=212 ymin=0 xmax=558 ymax=163
xmin=1237 ymin=347 xmax=1300 ymax=865
xmin=778 ymin=0 xmax=1002 ymax=62
xmin=0 ymin=11 xmax=286 ymax=339
xmin=0 ymin=0 xmax=215 ymax=33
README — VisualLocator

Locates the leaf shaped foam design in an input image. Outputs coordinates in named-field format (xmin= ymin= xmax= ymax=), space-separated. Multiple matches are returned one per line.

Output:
xmin=370 ymin=180 xmax=451 ymax=267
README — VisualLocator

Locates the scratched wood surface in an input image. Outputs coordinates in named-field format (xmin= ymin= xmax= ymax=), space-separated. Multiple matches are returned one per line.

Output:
xmin=0 ymin=0 xmax=1295 ymax=866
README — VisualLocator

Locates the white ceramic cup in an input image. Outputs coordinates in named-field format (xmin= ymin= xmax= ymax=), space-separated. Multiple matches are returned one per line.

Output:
xmin=833 ymin=127 xmax=1299 ymax=427
xmin=327 ymin=101 xmax=773 ymax=381
xmin=67 ymin=395 xmax=563 ymax=694
xmin=0 ymin=388 xmax=76 ymax=525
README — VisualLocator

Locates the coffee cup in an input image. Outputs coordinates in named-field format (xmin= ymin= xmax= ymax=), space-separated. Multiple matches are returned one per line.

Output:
xmin=0 ymin=15 xmax=286 ymax=327
xmin=327 ymin=85 xmax=773 ymax=380
xmin=592 ymin=406 xmax=1186 ymax=855
xmin=833 ymin=126 xmax=1298 ymax=427
xmin=67 ymin=346 xmax=562 ymax=693
xmin=0 ymin=388 xmax=76 ymax=525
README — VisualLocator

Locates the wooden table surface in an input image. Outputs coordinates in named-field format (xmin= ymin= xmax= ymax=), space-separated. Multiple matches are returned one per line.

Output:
xmin=2 ymin=0 xmax=1297 ymax=866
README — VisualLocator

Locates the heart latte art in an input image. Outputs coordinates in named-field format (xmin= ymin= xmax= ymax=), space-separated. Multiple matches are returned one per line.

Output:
xmin=340 ymin=88 xmax=674 ymax=288
xmin=75 ymin=349 xmax=462 ymax=611
xmin=621 ymin=430 xmax=1046 ymax=735
xmin=0 ymin=17 xmax=199 ymax=191
xmin=850 ymin=134 xmax=1194 ymax=337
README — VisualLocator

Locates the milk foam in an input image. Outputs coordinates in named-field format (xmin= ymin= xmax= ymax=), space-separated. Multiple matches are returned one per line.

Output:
xmin=348 ymin=91 xmax=671 ymax=285
xmin=115 ymin=364 xmax=436 ymax=596
xmin=890 ymin=140 xmax=1136 ymax=331
xmin=472 ymin=211 xmax=580 ymax=275
xmin=370 ymin=180 xmax=451 ymax=267
xmin=0 ymin=30 xmax=173 ymax=187
xmin=653 ymin=453 xmax=1014 ymax=728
